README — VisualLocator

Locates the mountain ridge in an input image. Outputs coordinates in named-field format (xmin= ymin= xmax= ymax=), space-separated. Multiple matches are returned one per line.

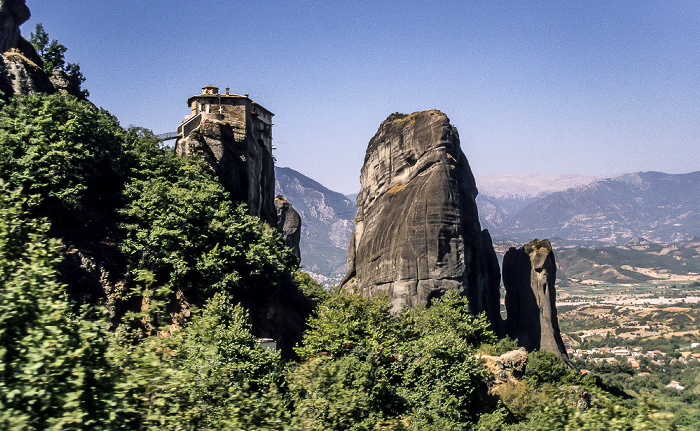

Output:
xmin=274 ymin=166 xmax=356 ymax=285
xmin=485 ymin=171 xmax=700 ymax=245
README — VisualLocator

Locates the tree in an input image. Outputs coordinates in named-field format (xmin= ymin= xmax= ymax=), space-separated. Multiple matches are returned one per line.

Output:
xmin=0 ymin=181 xmax=115 ymax=429
xmin=292 ymin=291 xmax=498 ymax=430
xmin=0 ymin=93 xmax=126 ymax=216
xmin=295 ymin=292 xmax=397 ymax=360
xmin=119 ymin=138 xmax=298 ymax=323
xmin=524 ymin=349 xmax=578 ymax=387
xmin=111 ymin=293 xmax=288 ymax=430
xmin=30 ymin=23 xmax=88 ymax=97
xmin=391 ymin=292 xmax=496 ymax=428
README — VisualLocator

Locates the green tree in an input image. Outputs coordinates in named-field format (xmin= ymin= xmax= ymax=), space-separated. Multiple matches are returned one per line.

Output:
xmin=0 ymin=182 xmax=114 ymax=430
xmin=398 ymin=291 xmax=497 ymax=348
xmin=292 ymin=291 xmax=498 ymax=430
xmin=122 ymin=162 xmax=290 ymax=299
xmin=0 ymin=93 xmax=126 ymax=217
xmin=524 ymin=349 xmax=577 ymax=387
xmin=392 ymin=292 xmax=496 ymax=429
xmin=295 ymin=292 xmax=397 ymax=360
xmin=111 ymin=293 xmax=289 ymax=430
xmin=30 ymin=23 xmax=88 ymax=97
xmin=119 ymin=140 xmax=298 ymax=323
xmin=286 ymin=355 xmax=396 ymax=431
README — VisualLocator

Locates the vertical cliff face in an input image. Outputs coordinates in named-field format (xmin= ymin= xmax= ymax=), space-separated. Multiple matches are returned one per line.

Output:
xmin=274 ymin=195 xmax=301 ymax=260
xmin=341 ymin=110 xmax=501 ymax=322
xmin=176 ymin=117 xmax=276 ymax=226
xmin=503 ymin=239 xmax=572 ymax=366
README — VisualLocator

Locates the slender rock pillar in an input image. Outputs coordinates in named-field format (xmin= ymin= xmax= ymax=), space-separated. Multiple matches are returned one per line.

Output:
xmin=503 ymin=239 xmax=572 ymax=367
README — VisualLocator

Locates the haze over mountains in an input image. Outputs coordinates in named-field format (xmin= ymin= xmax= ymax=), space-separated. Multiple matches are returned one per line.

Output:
xmin=487 ymin=171 xmax=700 ymax=246
xmin=275 ymin=167 xmax=700 ymax=285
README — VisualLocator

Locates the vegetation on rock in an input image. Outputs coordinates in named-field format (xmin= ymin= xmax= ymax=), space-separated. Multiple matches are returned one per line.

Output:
xmin=29 ymin=23 xmax=88 ymax=97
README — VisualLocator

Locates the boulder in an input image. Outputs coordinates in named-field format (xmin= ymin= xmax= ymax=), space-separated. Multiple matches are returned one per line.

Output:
xmin=503 ymin=239 xmax=572 ymax=367
xmin=274 ymin=195 xmax=301 ymax=259
xmin=340 ymin=110 xmax=501 ymax=322
xmin=478 ymin=347 xmax=528 ymax=384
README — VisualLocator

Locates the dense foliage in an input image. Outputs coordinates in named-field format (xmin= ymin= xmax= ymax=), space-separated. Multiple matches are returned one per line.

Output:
xmin=0 ymin=93 xmax=124 ymax=211
xmin=119 ymin=131 xmax=298 ymax=310
xmin=0 ymin=182 xmax=114 ymax=429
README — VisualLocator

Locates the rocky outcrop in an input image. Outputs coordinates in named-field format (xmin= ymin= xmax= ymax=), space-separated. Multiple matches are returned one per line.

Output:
xmin=340 ymin=110 xmax=501 ymax=322
xmin=478 ymin=347 xmax=528 ymax=385
xmin=176 ymin=117 xmax=276 ymax=225
xmin=274 ymin=195 xmax=301 ymax=259
xmin=0 ymin=0 xmax=29 ymax=53
xmin=0 ymin=47 xmax=53 ymax=96
xmin=0 ymin=0 xmax=55 ymax=98
xmin=503 ymin=239 xmax=572 ymax=366
xmin=49 ymin=68 xmax=81 ymax=95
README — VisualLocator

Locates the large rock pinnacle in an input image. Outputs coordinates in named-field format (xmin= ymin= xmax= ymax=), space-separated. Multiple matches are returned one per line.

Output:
xmin=503 ymin=239 xmax=572 ymax=366
xmin=340 ymin=110 xmax=501 ymax=325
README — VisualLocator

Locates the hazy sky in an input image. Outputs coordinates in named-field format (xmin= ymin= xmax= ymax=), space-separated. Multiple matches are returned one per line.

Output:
xmin=22 ymin=1 xmax=699 ymax=194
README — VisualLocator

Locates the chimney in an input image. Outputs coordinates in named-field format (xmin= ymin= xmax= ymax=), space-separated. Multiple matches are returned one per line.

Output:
xmin=245 ymin=93 xmax=249 ymax=98
xmin=225 ymin=87 xmax=230 ymax=95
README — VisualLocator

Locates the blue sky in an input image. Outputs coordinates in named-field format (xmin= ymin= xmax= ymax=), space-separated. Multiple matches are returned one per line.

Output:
xmin=22 ymin=1 xmax=699 ymax=194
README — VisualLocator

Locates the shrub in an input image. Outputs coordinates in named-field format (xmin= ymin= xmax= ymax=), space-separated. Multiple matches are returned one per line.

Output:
xmin=524 ymin=349 xmax=575 ymax=387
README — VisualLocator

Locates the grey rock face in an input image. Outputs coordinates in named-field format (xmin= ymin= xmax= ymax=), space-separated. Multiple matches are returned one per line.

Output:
xmin=49 ymin=68 xmax=81 ymax=96
xmin=0 ymin=0 xmax=55 ymax=98
xmin=274 ymin=196 xmax=301 ymax=260
xmin=0 ymin=0 xmax=30 ymax=53
xmin=503 ymin=239 xmax=572 ymax=366
xmin=0 ymin=48 xmax=53 ymax=96
xmin=340 ymin=110 xmax=501 ymax=319
xmin=176 ymin=117 xmax=276 ymax=225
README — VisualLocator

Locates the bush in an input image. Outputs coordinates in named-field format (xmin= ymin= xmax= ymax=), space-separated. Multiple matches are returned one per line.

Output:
xmin=295 ymin=292 xmax=396 ymax=360
xmin=119 ymin=146 xmax=298 ymax=317
xmin=524 ymin=350 xmax=575 ymax=387
xmin=111 ymin=293 xmax=288 ymax=430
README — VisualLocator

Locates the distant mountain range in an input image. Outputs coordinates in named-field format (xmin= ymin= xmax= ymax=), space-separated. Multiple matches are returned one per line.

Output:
xmin=274 ymin=167 xmax=356 ymax=285
xmin=476 ymin=174 xmax=602 ymax=233
xmin=479 ymin=171 xmax=700 ymax=246
xmin=276 ymin=168 xmax=700 ymax=284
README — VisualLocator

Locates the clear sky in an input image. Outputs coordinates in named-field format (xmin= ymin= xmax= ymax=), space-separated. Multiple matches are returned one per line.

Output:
xmin=22 ymin=1 xmax=699 ymax=194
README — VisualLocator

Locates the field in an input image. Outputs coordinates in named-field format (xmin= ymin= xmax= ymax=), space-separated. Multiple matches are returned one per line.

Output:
xmin=554 ymin=280 xmax=700 ymax=427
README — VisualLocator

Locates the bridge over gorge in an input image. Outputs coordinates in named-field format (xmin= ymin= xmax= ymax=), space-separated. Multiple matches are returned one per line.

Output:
xmin=155 ymin=132 xmax=178 ymax=141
